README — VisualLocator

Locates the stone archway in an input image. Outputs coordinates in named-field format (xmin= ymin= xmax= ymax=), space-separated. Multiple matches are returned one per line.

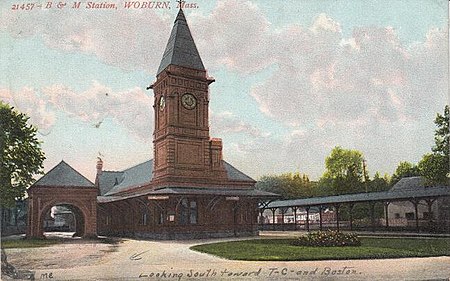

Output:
xmin=41 ymin=203 xmax=85 ymax=237
xmin=27 ymin=187 xmax=97 ymax=239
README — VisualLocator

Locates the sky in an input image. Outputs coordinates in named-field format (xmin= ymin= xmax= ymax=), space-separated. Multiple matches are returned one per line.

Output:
xmin=0 ymin=0 xmax=448 ymax=182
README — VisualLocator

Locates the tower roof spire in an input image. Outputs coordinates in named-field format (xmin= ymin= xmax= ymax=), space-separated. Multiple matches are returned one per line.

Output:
xmin=156 ymin=7 xmax=205 ymax=75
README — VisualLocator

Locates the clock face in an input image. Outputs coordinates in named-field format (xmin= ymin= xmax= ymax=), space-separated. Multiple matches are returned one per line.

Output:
xmin=159 ymin=96 xmax=165 ymax=110
xmin=181 ymin=93 xmax=197 ymax=110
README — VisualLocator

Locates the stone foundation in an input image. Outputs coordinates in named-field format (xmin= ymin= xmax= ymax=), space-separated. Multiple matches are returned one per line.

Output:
xmin=99 ymin=230 xmax=258 ymax=240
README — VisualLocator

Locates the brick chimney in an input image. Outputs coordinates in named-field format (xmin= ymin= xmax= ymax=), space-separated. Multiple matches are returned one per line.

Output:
xmin=96 ymin=157 xmax=103 ymax=176
xmin=95 ymin=157 xmax=103 ymax=194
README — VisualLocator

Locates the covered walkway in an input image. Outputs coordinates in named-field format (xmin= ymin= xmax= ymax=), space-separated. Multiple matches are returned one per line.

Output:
xmin=259 ymin=178 xmax=450 ymax=233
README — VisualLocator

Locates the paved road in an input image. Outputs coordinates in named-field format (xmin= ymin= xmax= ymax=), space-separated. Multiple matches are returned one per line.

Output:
xmin=3 ymin=234 xmax=450 ymax=281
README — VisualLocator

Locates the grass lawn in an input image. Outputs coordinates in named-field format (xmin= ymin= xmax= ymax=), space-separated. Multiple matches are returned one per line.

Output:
xmin=2 ymin=236 xmax=119 ymax=249
xmin=2 ymin=239 xmax=62 ymax=249
xmin=190 ymin=237 xmax=450 ymax=261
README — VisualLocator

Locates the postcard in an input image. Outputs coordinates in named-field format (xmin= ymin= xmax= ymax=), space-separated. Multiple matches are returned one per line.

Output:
xmin=1 ymin=0 xmax=449 ymax=280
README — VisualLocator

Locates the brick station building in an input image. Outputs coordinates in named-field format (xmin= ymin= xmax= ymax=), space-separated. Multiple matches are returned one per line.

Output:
xmin=27 ymin=8 xmax=278 ymax=239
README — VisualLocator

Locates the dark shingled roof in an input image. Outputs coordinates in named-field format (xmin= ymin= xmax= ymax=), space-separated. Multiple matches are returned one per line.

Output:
xmin=33 ymin=161 xmax=94 ymax=188
xmin=104 ymin=160 xmax=153 ymax=196
xmin=98 ymin=171 xmax=124 ymax=195
xmin=98 ymin=159 xmax=254 ymax=196
xmin=100 ymin=159 xmax=255 ymax=196
xmin=157 ymin=9 xmax=205 ymax=75
xmin=389 ymin=176 xmax=425 ymax=191
xmin=223 ymin=161 xmax=255 ymax=182
xmin=265 ymin=177 xmax=450 ymax=209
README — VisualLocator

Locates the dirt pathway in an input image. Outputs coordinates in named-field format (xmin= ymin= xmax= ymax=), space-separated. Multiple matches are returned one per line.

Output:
xmin=2 ymin=234 xmax=450 ymax=281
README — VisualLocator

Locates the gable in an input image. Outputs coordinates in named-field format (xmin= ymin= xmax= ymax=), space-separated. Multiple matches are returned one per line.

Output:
xmin=33 ymin=161 xmax=94 ymax=188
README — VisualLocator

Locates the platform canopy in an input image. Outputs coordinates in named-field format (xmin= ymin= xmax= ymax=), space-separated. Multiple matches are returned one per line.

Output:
xmin=264 ymin=177 xmax=450 ymax=209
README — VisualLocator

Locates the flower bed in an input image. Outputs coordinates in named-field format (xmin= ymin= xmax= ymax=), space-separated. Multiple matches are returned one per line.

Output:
xmin=292 ymin=230 xmax=361 ymax=247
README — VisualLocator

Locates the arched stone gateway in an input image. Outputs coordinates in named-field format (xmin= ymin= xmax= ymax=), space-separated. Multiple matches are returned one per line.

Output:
xmin=27 ymin=161 xmax=97 ymax=239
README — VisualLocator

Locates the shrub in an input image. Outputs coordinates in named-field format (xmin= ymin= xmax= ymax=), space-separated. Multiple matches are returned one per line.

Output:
xmin=292 ymin=230 xmax=361 ymax=247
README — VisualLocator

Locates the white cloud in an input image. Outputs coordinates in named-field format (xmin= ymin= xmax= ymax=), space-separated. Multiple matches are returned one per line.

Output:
xmin=249 ymin=18 xmax=447 ymax=149
xmin=42 ymin=81 xmax=153 ymax=139
xmin=1 ymin=82 xmax=153 ymax=140
xmin=0 ymin=87 xmax=56 ymax=134
xmin=205 ymin=6 xmax=447 ymax=178
xmin=190 ymin=0 xmax=275 ymax=73
xmin=1 ymin=0 xmax=446 ymax=179
xmin=0 ymin=6 xmax=171 ymax=72
xmin=210 ymin=111 xmax=266 ymax=138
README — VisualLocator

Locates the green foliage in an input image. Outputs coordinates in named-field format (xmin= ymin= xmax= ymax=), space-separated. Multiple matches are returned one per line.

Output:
xmin=418 ymin=153 xmax=448 ymax=185
xmin=320 ymin=146 xmax=366 ymax=194
xmin=2 ymin=239 xmax=61 ymax=249
xmin=368 ymin=172 xmax=390 ymax=192
xmin=419 ymin=105 xmax=449 ymax=185
xmin=324 ymin=146 xmax=365 ymax=179
xmin=256 ymin=172 xmax=315 ymax=199
xmin=389 ymin=106 xmax=449 ymax=186
xmin=0 ymin=102 xmax=45 ymax=207
xmin=432 ymin=105 xmax=449 ymax=156
xmin=190 ymin=237 xmax=450 ymax=261
xmin=391 ymin=161 xmax=420 ymax=185
xmin=292 ymin=230 xmax=361 ymax=247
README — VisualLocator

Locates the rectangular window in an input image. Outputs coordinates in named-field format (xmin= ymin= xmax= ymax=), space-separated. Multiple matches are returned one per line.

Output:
xmin=142 ymin=213 xmax=147 ymax=226
xmin=179 ymin=199 xmax=198 ymax=225
xmin=190 ymin=201 xmax=197 ymax=224
xmin=180 ymin=199 xmax=189 ymax=225
xmin=105 ymin=216 xmax=111 ymax=225
xmin=158 ymin=211 xmax=165 ymax=225
xmin=423 ymin=212 xmax=433 ymax=220
xmin=394 ymin=213 xmax=401 ymax=219
xmin=405 ymin=212 xmax=415 ymax=220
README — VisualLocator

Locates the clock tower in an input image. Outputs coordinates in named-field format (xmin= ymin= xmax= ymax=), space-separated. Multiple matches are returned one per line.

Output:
xmin=150 ymin=8 xmax=227 ymax=185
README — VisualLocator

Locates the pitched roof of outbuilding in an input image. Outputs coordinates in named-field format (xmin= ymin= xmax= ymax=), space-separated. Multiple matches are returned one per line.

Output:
xmin=389 ymin=176 xmax=425 ymax=191
xmin=157 ymin=9 xmax=205 ymax=75
xmin=33 ymin=161 xmax=94 ymax=188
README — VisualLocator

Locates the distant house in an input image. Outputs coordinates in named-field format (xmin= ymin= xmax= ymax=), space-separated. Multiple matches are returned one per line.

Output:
xmin=387 ymin=177 xmax=450 ymax=231
xmin=262 ymin=207 xmax=335 ymax=225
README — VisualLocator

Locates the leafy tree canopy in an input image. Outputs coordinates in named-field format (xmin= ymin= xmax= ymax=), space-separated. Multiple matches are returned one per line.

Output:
xmin=391 ymin=106 xmax=449 ymax=186
xmin=391 ymin=161 xmax=420 ymax=185
xmin=320 ymin=146 xmax=367 ymax=194
xmin=369 ymin=171 xmax=390 ymax=192
xmin=418 ymin=153 xmax=448 ymax=185
xmin=256 ymin=172 xmax=315 ymax=199
xmin=417 ymin=105 xmax=449 ymax=185
xmin=432 ymin=105 xmax=449 ymax=156
xmin=0 ymin=102 xmax=45 ymax=207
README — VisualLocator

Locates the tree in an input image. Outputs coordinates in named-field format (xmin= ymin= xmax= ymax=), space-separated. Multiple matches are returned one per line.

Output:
xmin=369 ymin=172 xmax=390 ymax=192
xmin=320 ymin=146 xmax=366 ymax=194
xmin=256 ymin=172 xmax=315 ymax=199
xmin=391 ymin=161 xmax=420 ymax=185
xmin=418 ymin=153 xmax=448 ymax=185
xmin=0 ymin=102 xmax=45 ymax=207
xmin=419 ymin=105 xmax=449 ymax=185
xmin=432 ymin=105 xmax=449 ymax=156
